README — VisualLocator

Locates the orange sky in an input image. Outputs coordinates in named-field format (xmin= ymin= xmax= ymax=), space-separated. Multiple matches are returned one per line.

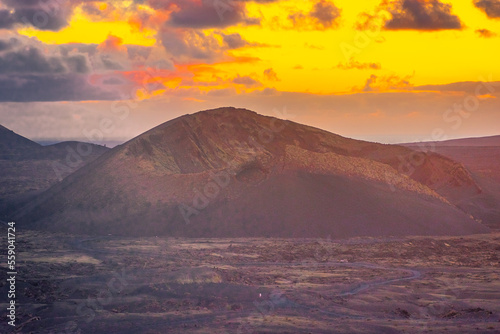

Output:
xmin=0 ymin=0 xmax=499 ymax=143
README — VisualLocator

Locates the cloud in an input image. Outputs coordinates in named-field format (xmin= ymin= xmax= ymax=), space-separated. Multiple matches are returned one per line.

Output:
xmin=100 ymin=55 xmax=124 ymax=70
xmin=160 ymin=28 xmax=223 ymax=61
xmin=62 ymin=54 xmax=90 ymax=74
xmin=127 ymin=45 xmax=153 ymax=61
xmin=148 ymin=0 xmax=259 ymax=29
xmin=0 ymin=0 xmax=77 ymax=31
xmin=288 ymin=0 xmax=341 ymax=30
xmin=102 ymin=77 xmax=126 ymax=85
xmin=58 ymin=42 xmax=139 ymax=72
xmin=222 ymin=33 xmax=248 ymax=49
xmin=337 ymin=59 xmax=382 ymax=70
xmin=0 ymin=43 xmax=89 ymax=74
xmin=475 ymin=28 xmax=497 ymax=37
xmin=97 ymin=35 xmax=127 ymax=53
xmin=0 ymin=38 xmax=120 ymax=102
xmin=0 ymin=37 xmax=19 ymax=52
xmin=383 ymin=0 xmax=463 ymax=31
xmin=0 ymin=73 xmax=119 ymax=102
xmin=362 ymin=73 xmax=413 ymax=92
xmin=263 ymin=68 xmax=279 ymax=81
xmin=363 ymin=74 xmax=378 ymax=92
xmin=232 ymin=75 xmax=262 ymax=87
xmin=160 ymin=29 xmax=265 ymax=62
xmin=220 ymin=32 xmax=249 ymax=49
xmin=309 ymin=0 xmax=342 ymax=28
xmin=474 ymin=0 xmax=500 ymax=19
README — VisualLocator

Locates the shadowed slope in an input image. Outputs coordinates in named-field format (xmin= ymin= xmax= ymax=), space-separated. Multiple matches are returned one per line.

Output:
xmin=404 ymin=136 xmax=500 ymax=228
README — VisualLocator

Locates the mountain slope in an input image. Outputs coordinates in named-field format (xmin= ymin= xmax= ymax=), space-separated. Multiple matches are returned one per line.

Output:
xmin=404 ymin=136 xmax=500 ymax=228
xmin=0 ymin=125 xmax=110 ymax=218
xmin=0 ymin=124 xmax=42 ymax=159
xmin=14 ymin=108 xmax=489 ymax=237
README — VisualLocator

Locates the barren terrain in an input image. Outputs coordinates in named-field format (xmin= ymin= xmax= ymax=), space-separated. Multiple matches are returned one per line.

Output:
xmin=1 ymin=230 xmax=499 ymax=333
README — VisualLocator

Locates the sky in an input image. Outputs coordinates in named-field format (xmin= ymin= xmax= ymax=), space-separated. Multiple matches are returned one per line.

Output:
xmin=0 ymin=0 xmax=499 ymax=144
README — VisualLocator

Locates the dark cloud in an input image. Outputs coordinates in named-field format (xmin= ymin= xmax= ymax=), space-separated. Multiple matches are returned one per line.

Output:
xmin=160 ymin=28 xmax=261 ymax=61
xmin=0 ymin=74 xmax=120 ymax=102
xmin=59 ymin=43 xmax=99 ymax=58
xmin=384 ymin=0 xmax=463 ymax=31
xmin=0 ymin=0 xmax=77 ymax=31
xmin=100 ymin=55 xmax=124 ymax=70
xmin=147 ymin=0 xmax=259 ymax=29
xmin=151 ymin=1 xmax=270 ymax=61
xmin=0 ymin=47 xmax=66 ymax=74
xmin=0 ymin=10 xmax=15 ymax=29
xmin=474 ymin=0 xmax=500 ymax=18
xmin=169 ymin=0 xmax=244 ymax=28
xmin=219 ymin=31 xmax=274 ymax=49
xmin=309 ymin=0 xmax=341 ymax=28
xmin=64 ymin=55 xmax=90 ymax=73
xmin=288 ymin=0 xmax=341 ymax=30
xmin=0 ymin=37 xmax=18 ymax=51
xmin=161 ymin=28 xmax=222 ymax=60
xmin=0 ymin=38 xmax=119 ymax=102
xmin=0 ymin=42 xmax=91 ymax=74
xmin=221 ymin=32 xmax=249 ymax=49
xmin=475 ymin=28 xmax=497 ymax=37
xmin=232 ymin=75 xmax=262 ymax=87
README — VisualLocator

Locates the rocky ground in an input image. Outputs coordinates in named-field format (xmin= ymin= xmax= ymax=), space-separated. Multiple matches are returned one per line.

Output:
xmin=1 ymin=230 xmax=499 ymax=333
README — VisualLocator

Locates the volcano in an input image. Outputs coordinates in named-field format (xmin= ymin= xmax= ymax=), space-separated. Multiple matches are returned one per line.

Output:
xmin=14 ymin=107 xmax=489 ymax=238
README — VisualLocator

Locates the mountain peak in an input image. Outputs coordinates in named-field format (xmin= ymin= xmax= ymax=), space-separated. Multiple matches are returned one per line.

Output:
xmin=191 ymin=106 xmax=257 ymax=117
xmin=15 ymin=108 xmax=489 ymax=238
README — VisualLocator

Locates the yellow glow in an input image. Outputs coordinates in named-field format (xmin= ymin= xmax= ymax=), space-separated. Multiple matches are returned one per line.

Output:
xmin=18 ymin=9 xmax=156 ymax=46
xmin=209 ymin=0 xmax=500 ymax=94
xmin=15 ymin=0 xmax=500 ymax=95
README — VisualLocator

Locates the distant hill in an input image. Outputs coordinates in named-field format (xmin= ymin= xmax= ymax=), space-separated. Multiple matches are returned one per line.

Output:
xmin=403 ymin=136 xmax=500 ymax=228
xmin=0 ymin=125 xmax=109 ymax=218
xmin=13 ymin=107 xmax=489 ymax=238
xmin=404 ymin=135 xmax=500 ymax=147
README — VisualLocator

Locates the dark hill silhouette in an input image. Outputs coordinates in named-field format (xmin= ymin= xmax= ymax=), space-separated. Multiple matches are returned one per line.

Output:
xmin=0 ymin=124 xmax=41 ymax=159
xmin=13 ymin=108 xmax=489 ymax=237
xmin=0 ymin=125 xmax=109 ymax=219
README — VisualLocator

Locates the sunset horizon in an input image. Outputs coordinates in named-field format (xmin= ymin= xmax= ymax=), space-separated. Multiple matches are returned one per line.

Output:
xmin=0 ymin=0 xmax=499 ymax=144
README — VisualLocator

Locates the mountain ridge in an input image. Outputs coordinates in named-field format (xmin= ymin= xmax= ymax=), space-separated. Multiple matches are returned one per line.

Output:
xmin=11 ymin=107 xmax=490 ymax=237
xmin=0 ymin=125 xmax=110 ymax=218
